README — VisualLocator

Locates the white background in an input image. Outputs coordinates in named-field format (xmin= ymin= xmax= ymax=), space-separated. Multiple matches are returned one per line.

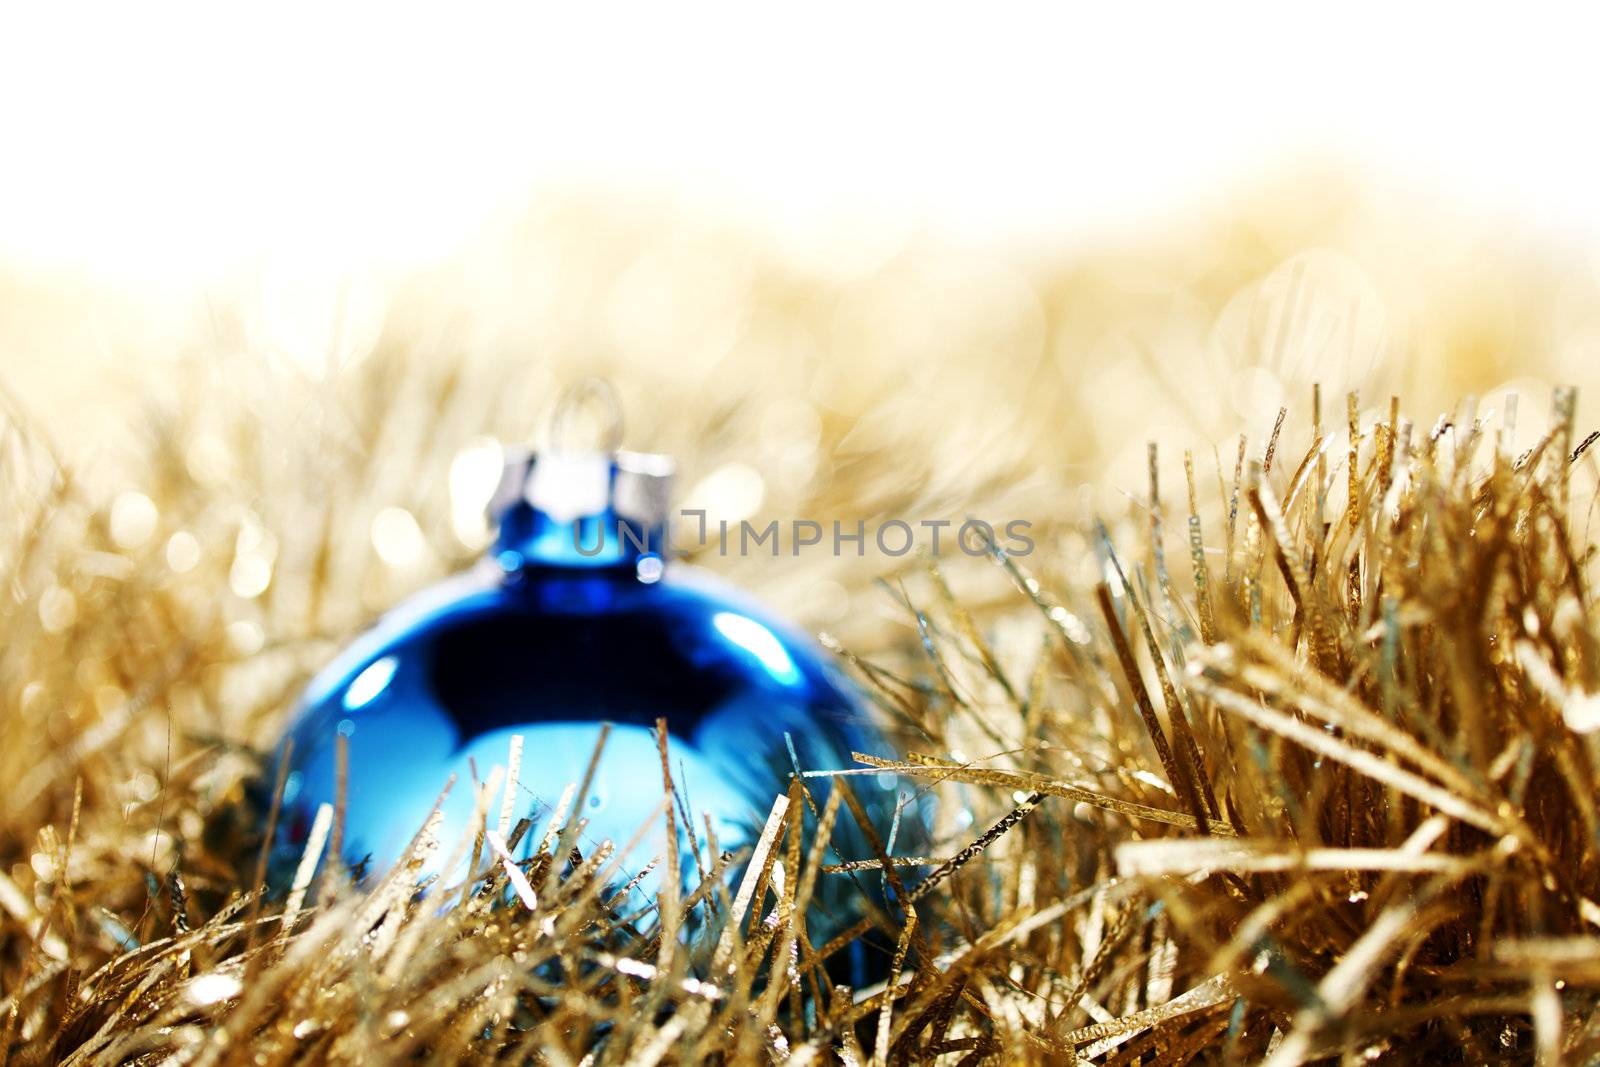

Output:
xmin=0 ymin=4 xmax=1595 ymax=284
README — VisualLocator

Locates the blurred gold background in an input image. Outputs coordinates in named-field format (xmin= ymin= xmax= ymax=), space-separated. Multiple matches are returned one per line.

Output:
xmin=3 ymin=174 xmax=1594 ymax=635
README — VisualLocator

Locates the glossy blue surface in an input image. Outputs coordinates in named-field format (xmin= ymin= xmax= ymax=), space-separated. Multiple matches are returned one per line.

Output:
xmin=267 ymin=440 xmax=925 ymax=984
xmin=270 ymin=553 xmax=917 ymax=962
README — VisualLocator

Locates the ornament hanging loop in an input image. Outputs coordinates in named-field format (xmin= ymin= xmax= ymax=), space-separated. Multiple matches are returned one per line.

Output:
xmin=549 ymin=377 xmax=624 ymax=455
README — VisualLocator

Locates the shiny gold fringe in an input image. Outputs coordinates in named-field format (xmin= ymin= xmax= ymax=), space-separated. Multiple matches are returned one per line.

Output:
xmin=4 ymin=357 xmax=1600 ymax=1063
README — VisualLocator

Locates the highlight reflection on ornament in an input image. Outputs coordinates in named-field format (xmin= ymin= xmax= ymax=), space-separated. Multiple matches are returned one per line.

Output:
xmin=266 ymin=382 xmax=921 ymax=973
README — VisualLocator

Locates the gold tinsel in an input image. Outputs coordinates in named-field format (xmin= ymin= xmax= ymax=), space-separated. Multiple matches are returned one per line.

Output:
xmin=4 ymin=190 xmax=1600 ymax=1064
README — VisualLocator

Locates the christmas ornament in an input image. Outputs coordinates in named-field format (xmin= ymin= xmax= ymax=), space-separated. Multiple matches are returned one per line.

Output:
xmin=266 ymin=383 xmax=918 ymax=973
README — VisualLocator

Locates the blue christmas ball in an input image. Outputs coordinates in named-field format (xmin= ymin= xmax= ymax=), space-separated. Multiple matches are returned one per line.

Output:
xmin=266 ymin=425 xmax=919 ymax=975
